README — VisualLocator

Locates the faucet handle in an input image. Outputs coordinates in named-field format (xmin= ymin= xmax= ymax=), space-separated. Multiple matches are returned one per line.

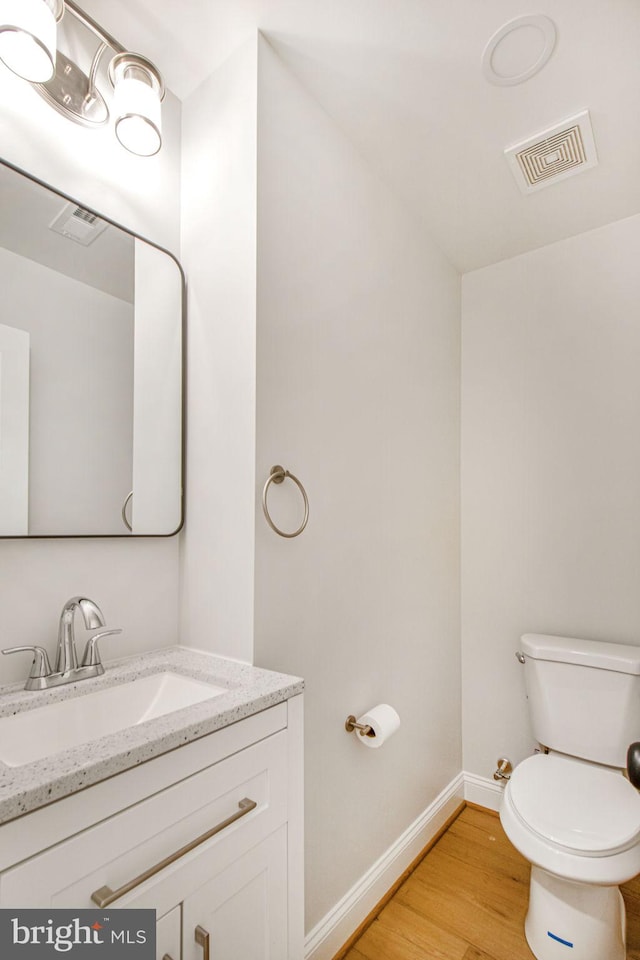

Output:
xmin=81 ymin=629 xmax=122 ymax=668
xmin=2 ymin=646 xmax=52 ymax=679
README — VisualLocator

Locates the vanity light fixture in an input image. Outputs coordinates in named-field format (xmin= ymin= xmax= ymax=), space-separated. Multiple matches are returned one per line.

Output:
xmin=0 ymin=0 xmax=165 ymax=157
xmin=0 ymin=0 xmax=64 ymax=82
xmin=109 ymin=52 xmax=163 ymax=157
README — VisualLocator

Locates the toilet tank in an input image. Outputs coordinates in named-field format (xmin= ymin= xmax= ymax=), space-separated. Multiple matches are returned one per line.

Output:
xmin=521 ymin=634 xmax=640 ymax=768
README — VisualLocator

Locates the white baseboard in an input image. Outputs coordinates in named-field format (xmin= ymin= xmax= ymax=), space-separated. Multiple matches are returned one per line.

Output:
xmin=304 ymin=770 xmax=508 ymax=960
xmin=462 ymin=771 xmax=505 ymax=812
xmin=304 ymin=772 xmax=465 ymax=960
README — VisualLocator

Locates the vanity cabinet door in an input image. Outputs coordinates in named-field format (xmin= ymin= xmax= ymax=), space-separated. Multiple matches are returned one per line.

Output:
xmin=157 ymin=905 xmax=181 ymax=960
xmin=182 ymin=826 xmax=288 ymax=960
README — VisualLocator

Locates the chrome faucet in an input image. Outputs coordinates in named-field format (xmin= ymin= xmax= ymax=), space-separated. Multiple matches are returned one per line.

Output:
xmin=2 ymin=596 xmax=122 ymax=690
xmin=56 ymin=596 xmax=105 ymax=674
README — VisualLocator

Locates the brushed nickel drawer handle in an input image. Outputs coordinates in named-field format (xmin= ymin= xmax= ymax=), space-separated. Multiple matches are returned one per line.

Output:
xmin=91 ymin=797 xmax=257 ymax=908
xmin=195 ymin=925 xmax=210 ymax=960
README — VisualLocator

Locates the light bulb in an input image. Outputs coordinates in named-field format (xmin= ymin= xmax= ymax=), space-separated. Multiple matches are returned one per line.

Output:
xmin=0 ymin=0 xmax=59 ymax=83
xmin=110 ymin=55 xmax=163 ymax=158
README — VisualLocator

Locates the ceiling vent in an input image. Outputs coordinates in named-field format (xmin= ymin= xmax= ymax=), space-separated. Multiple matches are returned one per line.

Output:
xmin=49 ymin=203 xmax=109 ymax=246
xmin=505 ymin=110 xmax=598 ymax=195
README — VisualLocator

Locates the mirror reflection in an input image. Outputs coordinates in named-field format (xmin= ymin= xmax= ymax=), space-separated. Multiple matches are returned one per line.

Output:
xmin=0 ymin=160 xmax=183 ymax=537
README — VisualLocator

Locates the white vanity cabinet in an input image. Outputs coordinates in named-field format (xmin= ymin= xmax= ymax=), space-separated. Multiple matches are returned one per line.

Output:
xmin=157 ymin=907 xmax=182 ymax=960
xmin=180 ymin=826 xmax=288 ymax=960
xmin=0 ymin=695 xmax=304 ymax=960
xmin=130 ymin=823 xmax=289 ymax=960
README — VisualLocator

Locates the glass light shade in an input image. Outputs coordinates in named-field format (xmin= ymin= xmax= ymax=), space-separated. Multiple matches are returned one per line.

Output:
xmin=0 ymin=0 xmax=58 ymax=82
xmin=113 ymin=69 xmax=162 ymax=157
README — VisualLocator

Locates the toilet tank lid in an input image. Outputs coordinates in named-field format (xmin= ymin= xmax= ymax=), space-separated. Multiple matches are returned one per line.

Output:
xmin=521 ymin=634 xmax=640 ymax=675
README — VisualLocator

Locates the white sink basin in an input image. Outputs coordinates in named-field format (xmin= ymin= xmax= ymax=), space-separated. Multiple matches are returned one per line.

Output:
xmin=0 ymin=672 xmax=227 ymax=768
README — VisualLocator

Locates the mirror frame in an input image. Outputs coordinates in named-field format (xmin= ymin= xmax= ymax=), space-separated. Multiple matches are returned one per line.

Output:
xmin=0 ymin=157 xmax=186 ymax=539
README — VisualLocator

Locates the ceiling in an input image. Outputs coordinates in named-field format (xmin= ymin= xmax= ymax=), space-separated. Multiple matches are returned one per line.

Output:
xmin=79 ymin=0 xmax=640 ymax=272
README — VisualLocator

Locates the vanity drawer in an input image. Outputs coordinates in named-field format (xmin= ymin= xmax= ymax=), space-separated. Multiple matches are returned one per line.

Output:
xmin=0 ymin=728 xmax=287 ymax=908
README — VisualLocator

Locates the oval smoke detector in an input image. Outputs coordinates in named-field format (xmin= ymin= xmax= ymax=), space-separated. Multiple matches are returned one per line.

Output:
xmin=482 ymin=15 xmax=557 ymax=86
xmin=504 ymin=110 xmax=598 ymax=194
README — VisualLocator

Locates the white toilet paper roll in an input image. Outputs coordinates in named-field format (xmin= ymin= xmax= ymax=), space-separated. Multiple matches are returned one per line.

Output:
xmin=355 ymin=704 xmax=401 ymax=749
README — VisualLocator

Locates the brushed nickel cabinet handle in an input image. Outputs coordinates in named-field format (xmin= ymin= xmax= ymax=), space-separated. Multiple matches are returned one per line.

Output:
xmin=195 ymin=925 xmax=210 ymax=960
xmin=162 ymin=955 xmax=175 ymax=960
xmin=91 ymin=797 xmax=257 ymax=907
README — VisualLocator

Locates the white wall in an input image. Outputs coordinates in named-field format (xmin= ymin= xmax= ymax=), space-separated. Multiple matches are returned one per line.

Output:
xmin=179 ymin=39 xmax=258 ymax=663
xmin=0 ymin=247 xmax=133 ymax=535
xmin=461 ymin=213 xmax=640 ymax=779
xmin=254 ymin=38 xmax=461 ymax=933
xmin=0 ymin=60 xmax=182 ymax=681
xmin=132 ymin=241 xmax=183 ymax=535
xmin=0 ymin=323 xmax=29 ymax=536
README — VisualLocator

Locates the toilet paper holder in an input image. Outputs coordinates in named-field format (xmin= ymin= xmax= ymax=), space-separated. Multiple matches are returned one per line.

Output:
xmin=345 ymin=715 xmax=373 ymax=737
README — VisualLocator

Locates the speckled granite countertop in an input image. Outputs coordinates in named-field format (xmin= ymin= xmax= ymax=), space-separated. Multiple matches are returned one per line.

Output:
xmin=0 ymin=646 xmax=303 ymax=825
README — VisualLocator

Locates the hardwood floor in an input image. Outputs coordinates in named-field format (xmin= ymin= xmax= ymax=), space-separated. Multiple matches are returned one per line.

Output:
xmin=340 ymin=805 xmax=640 ymax=960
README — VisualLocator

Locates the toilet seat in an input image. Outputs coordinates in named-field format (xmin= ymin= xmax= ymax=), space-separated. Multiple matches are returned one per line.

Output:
xmin=509 ymin=753 xmax=640 ymax=856
xmin=500 ymin=754 xmax=640 ymax=885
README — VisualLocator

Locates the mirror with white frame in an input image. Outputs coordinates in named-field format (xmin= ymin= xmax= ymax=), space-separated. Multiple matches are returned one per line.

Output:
xmin=0 ymin=159 xmax=184 ymax=537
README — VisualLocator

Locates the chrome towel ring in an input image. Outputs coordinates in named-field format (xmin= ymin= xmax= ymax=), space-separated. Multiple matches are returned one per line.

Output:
xmin=262 ymin=465 xmax=309 ymax=538
xmin=122 ymin=491 xmax=133 ymax=531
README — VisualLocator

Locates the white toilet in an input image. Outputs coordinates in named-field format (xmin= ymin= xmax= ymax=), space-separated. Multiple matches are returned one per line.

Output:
xmin=500 ymin=633 xmax=640 ymax=960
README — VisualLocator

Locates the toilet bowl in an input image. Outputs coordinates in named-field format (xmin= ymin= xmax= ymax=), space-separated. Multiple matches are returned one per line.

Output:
xmin=501 ymin=753 xmax=640 ymax=960
xmin=503 ymin=753 xmax=640 ymax=884
xmin=501 ymin=633 xmax=640 ymax=960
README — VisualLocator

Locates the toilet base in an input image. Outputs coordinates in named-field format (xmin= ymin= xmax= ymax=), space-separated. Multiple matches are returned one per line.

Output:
xmin=525 ymin=866 xmax=625 ymax=960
